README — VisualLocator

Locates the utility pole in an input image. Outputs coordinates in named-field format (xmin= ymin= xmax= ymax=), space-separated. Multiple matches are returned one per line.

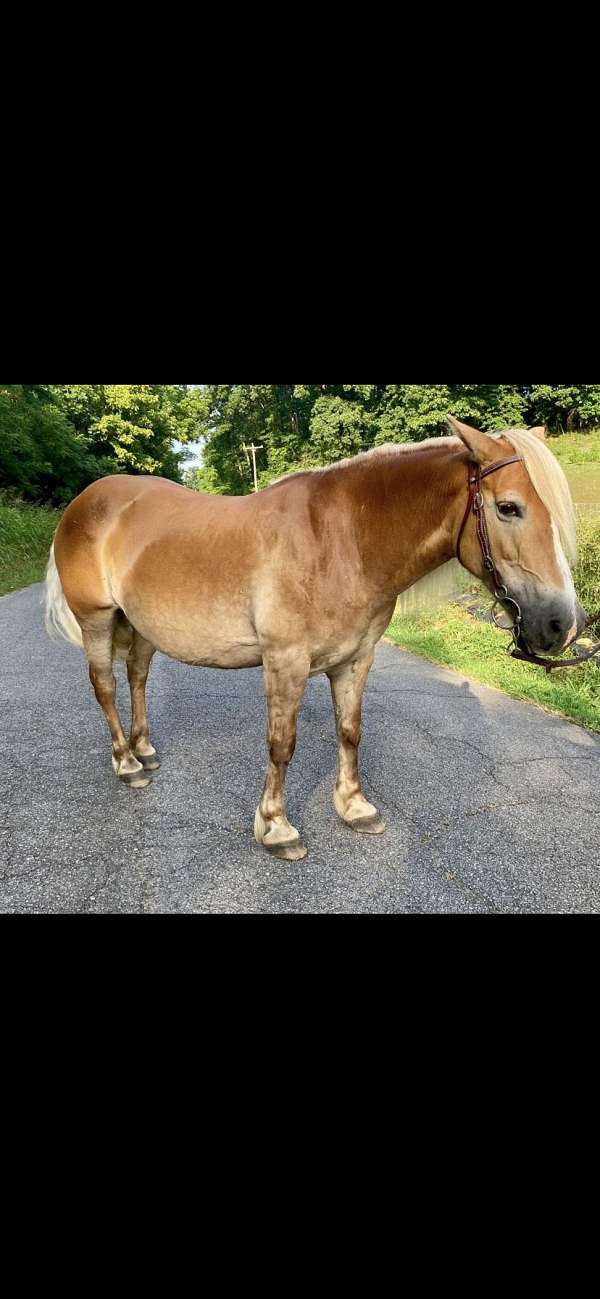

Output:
xmin=242 ymin=443 xmax=263 ymax=492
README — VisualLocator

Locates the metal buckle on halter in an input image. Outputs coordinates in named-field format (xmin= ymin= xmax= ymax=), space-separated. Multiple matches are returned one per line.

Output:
xmin=473 ymin=491 xmax=483 ymax=512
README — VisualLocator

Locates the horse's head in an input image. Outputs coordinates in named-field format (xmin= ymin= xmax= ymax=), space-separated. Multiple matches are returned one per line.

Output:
xmin=447 ymin=416 xmax=586 ymax=655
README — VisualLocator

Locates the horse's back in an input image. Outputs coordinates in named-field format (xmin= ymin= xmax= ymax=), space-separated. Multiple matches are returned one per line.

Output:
xmin=52 ymin=471 xmax=379 ymax=671
xmin=56 ymin=474 xmax=246 ymax=563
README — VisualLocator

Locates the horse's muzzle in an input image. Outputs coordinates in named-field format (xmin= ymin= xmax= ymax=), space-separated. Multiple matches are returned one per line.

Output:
xmin=518 ymin=595 xmax=587 ymax=655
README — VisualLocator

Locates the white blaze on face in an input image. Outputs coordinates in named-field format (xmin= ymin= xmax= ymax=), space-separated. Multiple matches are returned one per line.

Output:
xmin=551 ymin=519 xmax=578 ymax=640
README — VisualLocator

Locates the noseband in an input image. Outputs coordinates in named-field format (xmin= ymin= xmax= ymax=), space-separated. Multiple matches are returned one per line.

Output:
xmin=456 ymin=456 xmax=600 ymax=672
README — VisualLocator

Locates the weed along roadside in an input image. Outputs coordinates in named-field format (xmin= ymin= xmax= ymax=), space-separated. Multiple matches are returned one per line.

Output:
xmin=0 ymin=496 xmax=61 ymax=597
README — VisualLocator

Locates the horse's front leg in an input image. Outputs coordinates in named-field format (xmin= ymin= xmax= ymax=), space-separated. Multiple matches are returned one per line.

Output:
xmin=328 ymin=653 xmax=386 ymax=834
xmin=254 ymin=649 xmax=310 ymax=861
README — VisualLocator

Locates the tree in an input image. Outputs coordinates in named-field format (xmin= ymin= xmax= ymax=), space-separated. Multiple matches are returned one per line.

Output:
xmin=5 ymin=383 xmax=598 ymax=507
xmin=51 ymin=384 xmax=201 ymax=479
xmin=0 ymin=383 xmax=206 ymax=505
xmin=0 ymin=384 xmax=105 ymax=505
xmin=527 ymin=385 xmax=600 ymax=431
xmin=191 ymin=384 xmax=533 ymax=494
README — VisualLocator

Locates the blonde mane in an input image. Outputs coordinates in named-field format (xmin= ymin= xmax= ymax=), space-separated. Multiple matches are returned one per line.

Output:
xmin=489 ymin=427 xmax=577 ymax=566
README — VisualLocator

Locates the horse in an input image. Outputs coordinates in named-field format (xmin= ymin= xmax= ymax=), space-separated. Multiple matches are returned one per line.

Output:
xmin=44 ymin=416 xmax=585 ymax=861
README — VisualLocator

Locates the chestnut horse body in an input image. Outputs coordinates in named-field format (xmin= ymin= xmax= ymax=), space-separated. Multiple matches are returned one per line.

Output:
xmin=46 ymin=419 xmax=584 ymax=860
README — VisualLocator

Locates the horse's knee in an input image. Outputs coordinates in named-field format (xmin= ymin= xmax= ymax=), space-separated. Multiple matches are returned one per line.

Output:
xmin=340 ymin=720 xmax=361 ymax=749
xmin=269 ymin=733 xmax=296 ymax=766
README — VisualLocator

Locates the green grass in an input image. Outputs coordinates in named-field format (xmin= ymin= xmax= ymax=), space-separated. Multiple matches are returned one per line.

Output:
xmin=573 ymin=512 xmax=600 ymax=611
xmin=387 ymin=512 xmax=600 ymax=733
xmin=0 ymin=496 xmax=61 ymax=596
xmin=548 ymin=429 xmax=600 ymax=464
xmin=387 ymin=606 xmax=600 ymax=730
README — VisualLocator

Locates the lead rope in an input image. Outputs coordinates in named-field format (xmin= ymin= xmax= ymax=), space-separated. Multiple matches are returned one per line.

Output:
xmin=456 ymin=458 xmax=600 ymax=673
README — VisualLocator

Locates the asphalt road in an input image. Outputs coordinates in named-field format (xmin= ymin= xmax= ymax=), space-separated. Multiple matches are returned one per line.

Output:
xmin=2 ymin=583 xmax=600 ymax=913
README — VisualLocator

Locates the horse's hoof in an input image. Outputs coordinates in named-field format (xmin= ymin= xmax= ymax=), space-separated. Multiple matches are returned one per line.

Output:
xmin=334 ymin=790 xmax=385 ymax=834
xmin=138 ymin=753 xmax=161 ymax=771
xmin=345 ymin=814 xmax=386 ymax=835
xmin=264 ymin=841 xmax=308 ymax=861
xmin=112 ymin=754 xmax=152 ymax=788
xmin=121 ymin=771 xmax=152 ymax=789
xmin=254 ymin=807 xmax=306 ymax=859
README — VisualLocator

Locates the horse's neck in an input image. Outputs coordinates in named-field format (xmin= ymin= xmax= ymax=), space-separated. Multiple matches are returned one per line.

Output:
xmin=347 ymin=442 xmax=466 ymax=595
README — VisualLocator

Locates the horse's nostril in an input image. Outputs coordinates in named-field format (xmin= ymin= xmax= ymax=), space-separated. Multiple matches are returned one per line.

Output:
xmin=549 ymin=619 xmax=564 ymax=638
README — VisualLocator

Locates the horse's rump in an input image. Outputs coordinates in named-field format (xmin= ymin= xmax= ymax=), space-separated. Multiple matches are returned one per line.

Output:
xmin=45 ymin=541 xmax=134 ymax=661
xmin=50 ymin=475 xmax=267 ymax=668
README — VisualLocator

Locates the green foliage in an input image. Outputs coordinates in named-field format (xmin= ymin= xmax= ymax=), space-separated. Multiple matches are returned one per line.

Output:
xmin=0 ymin=384 xmax=204 ymax=505
xmin=375 ymin=385 xmax=528 ymax=443
xmin=192 ymin=384 xmax=591 ymax=495
xmin=53 ymin=384 xmax=197 ymax=479
xmin=183 ymin=463 xmax=222 ymax=495
xmin=0 ymin=493 xmax=61 ymax=595
xmin=308 ymin=394 xmax=376 ymax=462
xmin=573 ymin=513 xmax=600 ymax=613
xmin=0 ymin=385 xmax=100 ymax=506
xmin=529 ymin=385 xmax=600 ymax=431
xmin=4 ymin=383 xmax=600 ymax=507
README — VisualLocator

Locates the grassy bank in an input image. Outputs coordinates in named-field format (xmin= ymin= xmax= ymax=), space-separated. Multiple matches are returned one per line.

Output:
xmin=0 ymin=496 xmax=61 ymax=596
xmin=387 ymin=605 xmax=600 ymax=730
xmin=387 ymin=512 xmax=600 ymax=732
xmin=547 ymin=429 xmax=600 ymax=464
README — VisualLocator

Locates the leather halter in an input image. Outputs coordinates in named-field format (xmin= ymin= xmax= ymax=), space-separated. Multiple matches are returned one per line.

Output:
xmin=455 ymin=455 xmax=600 ymax=672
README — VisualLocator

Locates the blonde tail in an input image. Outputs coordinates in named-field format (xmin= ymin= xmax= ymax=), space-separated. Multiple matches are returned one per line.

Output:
xmin=44 ymin=543 xmax=84 ymax=649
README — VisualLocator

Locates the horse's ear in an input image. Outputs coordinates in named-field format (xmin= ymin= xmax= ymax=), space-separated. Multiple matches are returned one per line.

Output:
xmin=446 ymin=415 xmax=499 ymax=466
xmin=528 ymin=425 xmax=547 ymax=441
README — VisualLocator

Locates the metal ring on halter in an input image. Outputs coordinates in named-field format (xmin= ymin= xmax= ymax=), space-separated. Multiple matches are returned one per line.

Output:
xmin=491 ymin=593 xmax=522 ymax=631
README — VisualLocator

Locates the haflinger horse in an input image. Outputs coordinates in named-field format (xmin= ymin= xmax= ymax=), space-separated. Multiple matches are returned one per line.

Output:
xmin=45 ymin=416 xmax=585 ymax=861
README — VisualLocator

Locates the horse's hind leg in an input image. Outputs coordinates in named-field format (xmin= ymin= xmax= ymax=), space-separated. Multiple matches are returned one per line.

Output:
xmin=254 ymin=649 xmax=310 ymax=861
xmin=82 ymin=610 xmax=151 ymax=789
xmin=328 ymin=653 xmax=385 ymax=834
xmin=127 ymin=630 xmax=159 ymax=771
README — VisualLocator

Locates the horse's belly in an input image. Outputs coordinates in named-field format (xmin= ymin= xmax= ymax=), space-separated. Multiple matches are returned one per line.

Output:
xmin=121 ymin=596 xmax=262 ymax=669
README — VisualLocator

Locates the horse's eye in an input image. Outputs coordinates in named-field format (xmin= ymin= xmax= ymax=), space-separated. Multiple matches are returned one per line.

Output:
xmin=497 ymin=502 xmax=520 ymax=518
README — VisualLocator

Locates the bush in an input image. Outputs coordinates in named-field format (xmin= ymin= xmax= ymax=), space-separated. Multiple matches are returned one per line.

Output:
xmin=0 ymin=495 xmax=61 ymax=596
xmin=573 ymin=512 xmax=600 ymax=614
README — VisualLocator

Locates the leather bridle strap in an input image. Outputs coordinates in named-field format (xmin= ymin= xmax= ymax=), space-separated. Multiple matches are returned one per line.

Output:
xmin=456 ymin=456 xmax=523 ymax=578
